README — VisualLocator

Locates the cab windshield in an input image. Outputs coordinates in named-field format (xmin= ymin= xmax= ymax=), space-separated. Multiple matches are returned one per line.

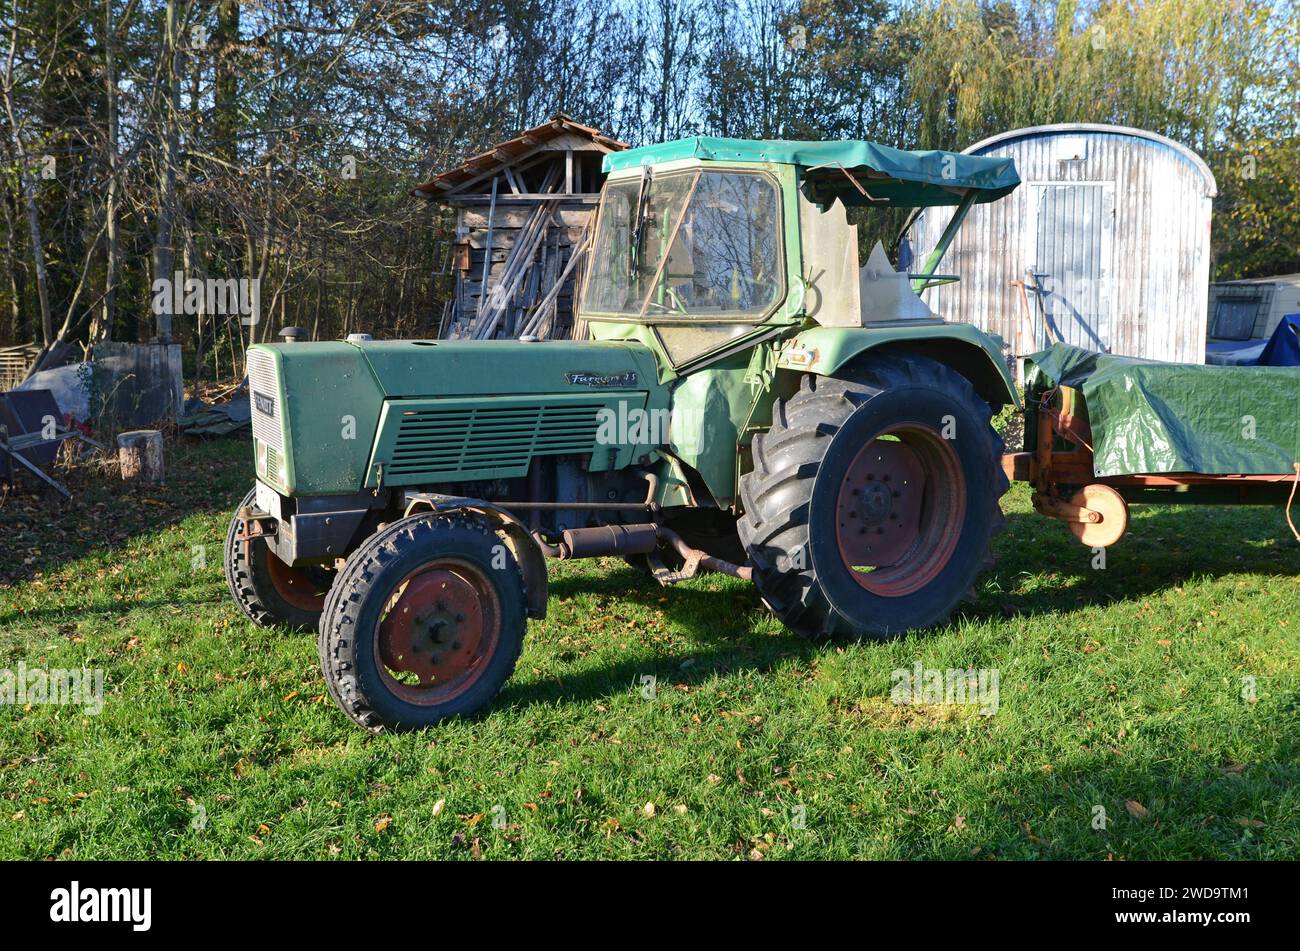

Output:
xmin=583 ymin=169 xmax=782 ymax=319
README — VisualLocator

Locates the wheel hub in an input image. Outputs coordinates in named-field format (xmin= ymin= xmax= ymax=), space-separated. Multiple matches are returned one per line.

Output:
xmin=832 ymin=424 xmax=967 ymax=598
xmin=379 ymin=569 xmax=486 ymax=687
xmin=836 ymin=439 xmax=926 ymax=567
xmin=264 ymin=549 xmax=329 ymax=612
xmin=857 ymin=481 xmax=893 ymax=525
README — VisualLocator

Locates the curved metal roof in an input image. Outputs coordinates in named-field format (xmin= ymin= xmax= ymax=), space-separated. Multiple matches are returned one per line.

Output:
xmin=962 ymin=123 xmax=1217 ymax=198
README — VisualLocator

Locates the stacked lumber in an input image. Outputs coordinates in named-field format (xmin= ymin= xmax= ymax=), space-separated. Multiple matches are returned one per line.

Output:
xmin=469 ymin=165 xmax=563 ymax=339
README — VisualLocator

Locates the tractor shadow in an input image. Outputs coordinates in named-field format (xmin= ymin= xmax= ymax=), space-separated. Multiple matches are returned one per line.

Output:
xmin=963 ymin=503 xmax=1300 ymax=623
xmin=499 ymin=563 xmax=815 ymax=710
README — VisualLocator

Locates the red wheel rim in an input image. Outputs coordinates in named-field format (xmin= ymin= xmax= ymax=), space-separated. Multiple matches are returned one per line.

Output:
xmin=834 ymin=423 xmax=966 ymax=597
xmin=265 ymin=550 xmax=329 ymax=612
xmin=373 ymin=560 xmax=500 ymax=705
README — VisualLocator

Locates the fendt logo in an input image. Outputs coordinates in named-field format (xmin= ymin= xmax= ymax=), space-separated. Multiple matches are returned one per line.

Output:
xmin=49 ymin=881 xmax=152 ymax=931
xmin=253 ymin=391 xmax=276 ymax=416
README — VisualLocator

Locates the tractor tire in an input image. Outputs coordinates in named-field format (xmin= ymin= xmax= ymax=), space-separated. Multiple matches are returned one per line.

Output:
xmin=224 ymin=488 xmax=331 ymax=631
xmin=317 ymin=512 xmax=528 ymax=732
xmin=738 ymin=353 xmax=1007 ymax=641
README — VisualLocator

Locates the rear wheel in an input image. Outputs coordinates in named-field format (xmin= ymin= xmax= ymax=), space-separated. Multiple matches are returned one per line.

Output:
xmin=318 ymin=512 xmax=527 ymax=732
xmin=224 ymin=489 xmax=331 ymax=631
xmin=738 ymin=353 xmax=1007 ymax=640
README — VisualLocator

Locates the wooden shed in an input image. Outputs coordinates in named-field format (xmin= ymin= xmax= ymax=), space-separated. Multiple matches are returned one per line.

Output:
xmin=907 ymin=124 xmax=1217 ymax=366
xmin=414 ymin=115 xmax=627 ymax=340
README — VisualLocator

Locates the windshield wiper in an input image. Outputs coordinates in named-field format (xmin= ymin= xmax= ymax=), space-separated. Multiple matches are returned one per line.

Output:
xmin=629 ymin=165 xmax=653 ymax=273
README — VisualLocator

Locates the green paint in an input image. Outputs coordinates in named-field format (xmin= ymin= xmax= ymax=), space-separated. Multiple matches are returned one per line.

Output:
xmin=776 ymin=323 xmax=1019 ymax=409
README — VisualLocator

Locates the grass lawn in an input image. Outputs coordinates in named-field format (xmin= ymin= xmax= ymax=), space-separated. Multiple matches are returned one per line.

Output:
xmin=1 ymin=436 xmax=1297 ymax=860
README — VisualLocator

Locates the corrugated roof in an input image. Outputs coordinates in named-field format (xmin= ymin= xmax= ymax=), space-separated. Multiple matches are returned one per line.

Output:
xmin=412 ymin=114 xmax=627 ymax=198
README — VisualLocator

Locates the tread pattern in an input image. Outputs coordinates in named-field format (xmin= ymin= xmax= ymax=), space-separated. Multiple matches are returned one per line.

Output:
xmin=737 ymin=354 xmax=1008 ymax=641
xmin=317 ymin=512 xmax=528 ymax=732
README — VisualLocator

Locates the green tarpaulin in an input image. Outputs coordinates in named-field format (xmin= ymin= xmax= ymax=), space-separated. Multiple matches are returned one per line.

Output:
xmin=602 ymin=136 xmax=1020 ymax=207
xmin=1026 ymin=343 xmax=1300 ymax=477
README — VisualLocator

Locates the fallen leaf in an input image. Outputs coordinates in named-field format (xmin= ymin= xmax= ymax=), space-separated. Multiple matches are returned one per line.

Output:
xmin=642 ymin=801 xmax=656 ymax=818
xmin=374 ymin=815 xmax=391 ymax=832
xmin=1125 ymin=800 xmax=1149 ymax=819
xmin=431 ymin=799 xmax=445 ymax=818
xmin=1235 ymin=818 xmax=1264 ymax=828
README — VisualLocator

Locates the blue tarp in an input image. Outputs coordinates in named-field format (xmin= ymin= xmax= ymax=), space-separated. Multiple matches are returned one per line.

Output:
xmin=1259 ymin=313 xmax=1300 ymax=367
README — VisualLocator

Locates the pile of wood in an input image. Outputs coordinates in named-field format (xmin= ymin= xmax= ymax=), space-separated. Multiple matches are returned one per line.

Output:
xmin=467 ymin=165 xmax=561 ymax=339
xmin=444 ymin=167 xmax=594 ymax=341
xmin=461 ymin=164 xmax=593 ymax=341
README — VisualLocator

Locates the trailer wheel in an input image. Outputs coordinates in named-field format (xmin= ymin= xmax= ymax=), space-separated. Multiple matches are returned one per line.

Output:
xmin=318 ymin=512 xmax=527 ymax=732
xmin=738 ymin=353 xmax=1007 ymax=640
xmin=224 ymin=489 xmax=331 ymax=631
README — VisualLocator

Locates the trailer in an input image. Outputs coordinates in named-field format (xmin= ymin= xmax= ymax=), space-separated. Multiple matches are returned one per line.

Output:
xmin=1003 ymin=343 xmax=1300 ymax=547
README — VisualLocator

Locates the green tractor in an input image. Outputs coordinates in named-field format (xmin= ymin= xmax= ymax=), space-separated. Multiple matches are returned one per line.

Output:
xmin=224 ymin=136 xmax=1022 ymax=731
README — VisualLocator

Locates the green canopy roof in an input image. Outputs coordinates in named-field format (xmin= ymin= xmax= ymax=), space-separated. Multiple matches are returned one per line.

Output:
xmin=602 ymin=136 xmax=1020 ymax=208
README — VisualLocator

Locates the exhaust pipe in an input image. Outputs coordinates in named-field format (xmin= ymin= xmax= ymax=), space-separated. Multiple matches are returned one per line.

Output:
xmin=533 ymin=522 xmax=753 ymax=583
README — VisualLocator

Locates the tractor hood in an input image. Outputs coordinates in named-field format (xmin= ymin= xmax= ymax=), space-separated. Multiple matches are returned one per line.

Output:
xmin=351 ymin=338 xmax=663 ymax=398
xmin=246 ymin=338 xmax=665 ymax=496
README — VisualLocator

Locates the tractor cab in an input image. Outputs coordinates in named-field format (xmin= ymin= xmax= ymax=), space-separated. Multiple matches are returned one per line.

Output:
xmin=578 ymin=137 xmax=1019 ymax=372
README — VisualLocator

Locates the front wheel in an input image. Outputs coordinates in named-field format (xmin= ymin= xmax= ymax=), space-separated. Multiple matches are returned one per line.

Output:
xmin=317 ymin=512 xmax=528 ymax=732
xmin=224 ymin=489 xmax=331 ymax=631
xmin=738 ymin=353 xmax=1007 ymax=640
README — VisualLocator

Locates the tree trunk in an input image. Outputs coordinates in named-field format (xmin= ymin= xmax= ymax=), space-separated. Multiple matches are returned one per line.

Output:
xmin=117 ymin=429 xmax=165 ymax=483
xmin=1 ymin=30 xmax=53 ymax=351
xmin=98 ymin=0 xmax=119 ymax=344
xmin=151 ymin=0 xmax=181 ymax=344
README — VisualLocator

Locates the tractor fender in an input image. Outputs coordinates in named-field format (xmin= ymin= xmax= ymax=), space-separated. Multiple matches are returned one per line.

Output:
xmin=775 ymin=323 xmax=1020 ymax=409
xmin=402 ymin=493 xmax=548 ymax=620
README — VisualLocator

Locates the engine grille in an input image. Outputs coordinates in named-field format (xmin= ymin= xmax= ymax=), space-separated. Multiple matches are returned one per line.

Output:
xmin=387 ymin=403 xmax=605 ymax=479
xmin=246 ymin=349 xmax=284 ymax=451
